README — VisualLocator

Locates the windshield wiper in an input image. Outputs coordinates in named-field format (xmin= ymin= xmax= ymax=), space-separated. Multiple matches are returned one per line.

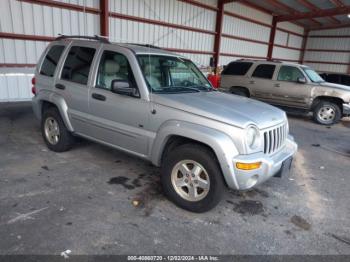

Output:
xmin=154 ymin=86 xmax=200 ymax=93
xmin=190 ymin=85 xmax=213 ymax=91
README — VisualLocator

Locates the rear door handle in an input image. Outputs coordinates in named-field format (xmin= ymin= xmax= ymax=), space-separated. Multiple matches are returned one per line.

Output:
xmin=274 ymin=84 xmax=280 ymax=87
xmin=249 ymin=80 xmax=255 ymax=84
xmin=55 ymin=83 xmax=65 ymax=90
xmin=92 ymin=93 xmax=106 ymax=101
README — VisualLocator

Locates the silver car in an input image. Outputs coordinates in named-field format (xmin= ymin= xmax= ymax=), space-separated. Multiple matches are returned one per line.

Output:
xmin=32 ymin=36 xmax=297 ymax=212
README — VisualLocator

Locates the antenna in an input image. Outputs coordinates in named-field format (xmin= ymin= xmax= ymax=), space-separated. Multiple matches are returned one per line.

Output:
xmin=148 ymin=39 xmax=154 ymax=114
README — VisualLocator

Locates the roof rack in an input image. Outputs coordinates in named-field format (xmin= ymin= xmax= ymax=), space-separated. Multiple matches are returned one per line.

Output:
xmin=55 ymin=34 xmax=110 ymax=44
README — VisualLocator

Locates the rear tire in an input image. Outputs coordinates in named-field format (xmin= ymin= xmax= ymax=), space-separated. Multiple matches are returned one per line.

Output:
xmin=161 ymin=144 xmax=225 ymax=213
xmin=313 ymin=101 xmax=341 ymax=125
xmin=41 ymin=107 xmax=74 ymax=152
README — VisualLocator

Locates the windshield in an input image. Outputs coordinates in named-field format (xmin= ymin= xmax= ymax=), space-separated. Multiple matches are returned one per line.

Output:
xmin=137 ymin=55 xmax=212 ymax=93
xmin=303 ymin=67 xmax=325 ymax=83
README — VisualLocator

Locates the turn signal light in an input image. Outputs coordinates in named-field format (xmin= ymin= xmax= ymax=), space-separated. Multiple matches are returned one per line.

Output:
xmin=236 ymin=162 xmax=262 ymax=170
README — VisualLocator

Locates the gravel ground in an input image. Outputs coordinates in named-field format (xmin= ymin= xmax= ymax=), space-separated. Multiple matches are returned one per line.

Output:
xmin=0 ymin=102 xmax=349 ymax=255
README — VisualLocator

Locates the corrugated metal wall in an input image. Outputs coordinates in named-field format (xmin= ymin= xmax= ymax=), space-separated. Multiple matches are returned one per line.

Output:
xmin=109 ymin=0 xmax=216 ymax=66
xmin=304 ymin=27 xmax=350 ymax=73
xmin=272 ymin=22 xmax=304 ymax=62
xmin=220 ymin=1 xmax=269 ymax=65
xmin=0 ymin=0 xmax=100 ymax=102
xmin=1 ymin=0 xmax=305 ymax=102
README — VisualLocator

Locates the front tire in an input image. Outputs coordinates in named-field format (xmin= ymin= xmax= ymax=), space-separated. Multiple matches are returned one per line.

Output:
xmin=161 ymin=144 xmax=225 ymax=213
xmin=41 ymin=107 xmax=74 ymax=152
xmin=313 ymin=101 xmax=341 ymax=125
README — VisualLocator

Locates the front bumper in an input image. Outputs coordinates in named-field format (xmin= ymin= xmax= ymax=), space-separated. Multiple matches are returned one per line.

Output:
xmin=343 ymin=103 xmax=350 ymax=115
xmin=231 ymin=136 xmax=297 ymax=190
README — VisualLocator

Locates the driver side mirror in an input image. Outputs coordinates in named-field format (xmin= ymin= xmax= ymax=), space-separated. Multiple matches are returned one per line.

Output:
xmin=111 ymin=80 xmax=138 ymax=97
xmin=297 ymin=77 xmax=307 ymax=84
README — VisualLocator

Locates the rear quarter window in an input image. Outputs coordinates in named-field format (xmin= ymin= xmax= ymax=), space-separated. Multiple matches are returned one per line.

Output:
xmin=40 ymin=45 xmax=65 ymax=77
xmin=222 ymin=62 xmax=253 ymax=76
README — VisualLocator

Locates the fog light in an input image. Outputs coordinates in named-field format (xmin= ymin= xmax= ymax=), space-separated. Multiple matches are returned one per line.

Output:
xmin=246 ymin=175 xmax=259 ymax=188
xmin=236 ymin=162 xmax=262 ymax=170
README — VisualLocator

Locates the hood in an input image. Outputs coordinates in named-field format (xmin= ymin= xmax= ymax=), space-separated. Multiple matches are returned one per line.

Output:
xmin=320 ymin=82 xmax=350 ymax=92
xmin=153 ymin=91 xmax=286 ymax=129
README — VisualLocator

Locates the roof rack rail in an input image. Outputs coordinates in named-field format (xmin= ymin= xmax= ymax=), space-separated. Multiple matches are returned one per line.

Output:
xmin=126 ymin=43 xmax=162 ymax=49
xmin=55 ymin=34 xmax=110 ymax=44
xmin=267 ymin=59 xmax=283 ymax=63
xmin=236 ymin=58 xmax=258 ymax=61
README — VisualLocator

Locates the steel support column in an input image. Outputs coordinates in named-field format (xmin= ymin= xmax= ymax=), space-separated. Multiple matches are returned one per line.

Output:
xmin=267 ymin=17 xmax=277 ymax=60
xmin=299 ymin=30 xmax=309 ymax=64
xmin=100 ymin=0 xmax=109 ymax=37
xmin=213 ymin=0 xmax=225 ymax=69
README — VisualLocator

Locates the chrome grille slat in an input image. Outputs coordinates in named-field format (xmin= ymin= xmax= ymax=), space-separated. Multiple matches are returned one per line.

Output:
xmin=263 ymin=122 xmax=287 ymax=154
xmin=270 ymin=130 xmax=274 ymax=153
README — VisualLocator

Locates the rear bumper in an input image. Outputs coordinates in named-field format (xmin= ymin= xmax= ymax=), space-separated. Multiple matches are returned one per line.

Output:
xmin=343 ymin=103 xmax=350 ymax=115
xmin=231 ymin=136 xmax=297 ymax=190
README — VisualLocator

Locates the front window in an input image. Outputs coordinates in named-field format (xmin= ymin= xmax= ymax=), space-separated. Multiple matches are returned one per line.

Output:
xmin=303 ymin=67 xmax=325 ymax=83
xmin=277 ymin=66 xmax=304 ymax=82
xmin=137 ymin=55 xmax=212 ymax=93
xmin=96 ymin=50 xmax=137 ymax=90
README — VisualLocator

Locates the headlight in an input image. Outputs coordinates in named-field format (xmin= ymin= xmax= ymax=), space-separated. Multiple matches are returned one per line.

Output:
xmin=245 ymin=125 xmax=260 ymax=150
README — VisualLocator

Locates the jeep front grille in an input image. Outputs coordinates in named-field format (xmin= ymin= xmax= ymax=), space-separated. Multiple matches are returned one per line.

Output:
xmin=263 ymin=123 xmax=288 ymax=154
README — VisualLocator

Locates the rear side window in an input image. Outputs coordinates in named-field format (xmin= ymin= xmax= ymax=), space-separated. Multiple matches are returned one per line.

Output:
xmin=341 ymin=75 xmax=350 ymax=86
xmin=222 ymin=62 xmax=252 ymax=75
xmin=326 ymin=74 xmax=341 ymax=84
xmin=40 ymin=45 xmax=65 ymax=77
xmin=61 ymin=46 xmax=96 ymax=85
xmin=252 ymin=64 xmax=276 ymax=79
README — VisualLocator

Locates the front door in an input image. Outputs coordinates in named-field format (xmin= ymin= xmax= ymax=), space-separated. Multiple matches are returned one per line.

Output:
xmin=88 ymin=47 xmax=150 ymax=156
xmin=272 ymin=65 xmax=311 ymax=108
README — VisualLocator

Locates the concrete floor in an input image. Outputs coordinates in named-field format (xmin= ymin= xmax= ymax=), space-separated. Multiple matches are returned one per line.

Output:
xmin=0 ymin=102 xmax=350 ymax=255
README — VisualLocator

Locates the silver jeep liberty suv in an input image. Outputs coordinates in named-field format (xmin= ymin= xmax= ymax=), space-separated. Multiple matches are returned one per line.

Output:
xmin=32 ymin=35 xmax=297 ymax=212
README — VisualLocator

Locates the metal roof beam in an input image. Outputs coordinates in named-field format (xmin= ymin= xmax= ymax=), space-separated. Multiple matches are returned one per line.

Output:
xmin=329 ymin=0 xmax=345 ymax=7
xmin=297 ymin=0 xmax=340 ymax=25
xmin=276 ymin=6 xmax=350 ymax=22
xmin=309 ymin=22 xmax=350 ymax=31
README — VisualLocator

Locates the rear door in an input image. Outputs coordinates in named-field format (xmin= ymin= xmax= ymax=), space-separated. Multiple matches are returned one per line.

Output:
xmin=87 ymin=46 xmax=150 ymax=156
xmin=248 ymin=63 xmax=277 ymax=102
xmin=272 ymin=65 xmax=311 ymax=108
xmin=55 ymin=42 xmax=99 ymax=133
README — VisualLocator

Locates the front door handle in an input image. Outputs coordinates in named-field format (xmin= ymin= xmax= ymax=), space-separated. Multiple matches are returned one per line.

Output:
xmin=91 ymin=93 xmax=106 ymax=101
xmin=55 ymin=83 xmax=65 ymax=90
xmin=249 ymin=80 xmax=255 ymax=84
xmin=274 ymin=83 xmax=280 ymax=87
